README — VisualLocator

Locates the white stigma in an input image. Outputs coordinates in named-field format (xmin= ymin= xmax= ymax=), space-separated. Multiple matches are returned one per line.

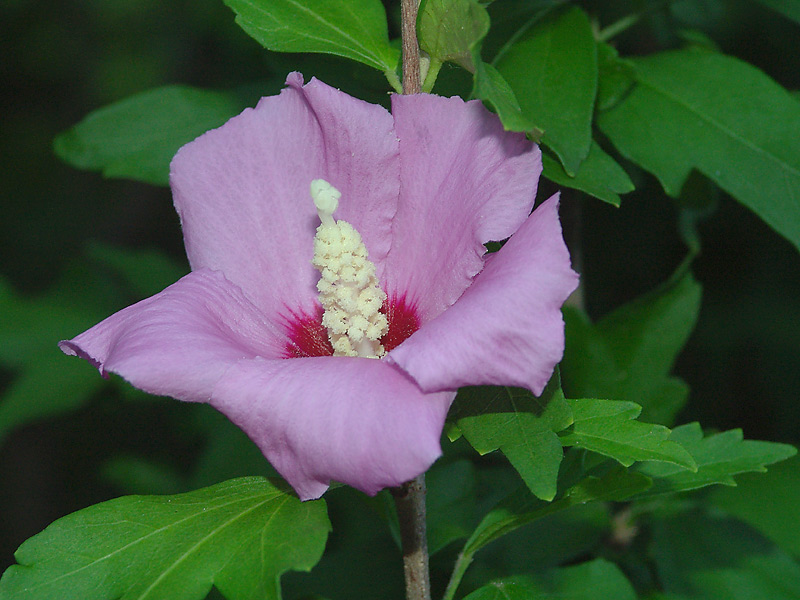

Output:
xmin=311 ymin=179 xmax=388 ymax=358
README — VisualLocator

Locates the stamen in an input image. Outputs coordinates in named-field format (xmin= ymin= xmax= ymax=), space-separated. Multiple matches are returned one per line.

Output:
xmin=311 ymin=179 xmax=388 ymax=358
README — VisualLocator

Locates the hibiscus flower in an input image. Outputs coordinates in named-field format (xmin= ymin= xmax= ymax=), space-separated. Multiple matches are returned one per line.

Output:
xmin=60 ymin=73 xmax=578 ymax=501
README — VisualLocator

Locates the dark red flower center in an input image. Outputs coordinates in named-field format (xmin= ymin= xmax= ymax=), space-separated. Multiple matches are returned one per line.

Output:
xmin=283 ymin=293 xmax=420 ymax=358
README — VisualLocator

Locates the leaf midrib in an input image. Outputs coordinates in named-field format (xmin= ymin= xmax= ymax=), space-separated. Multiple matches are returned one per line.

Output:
xmin=636 ymin=73 xmax=800 ymax=180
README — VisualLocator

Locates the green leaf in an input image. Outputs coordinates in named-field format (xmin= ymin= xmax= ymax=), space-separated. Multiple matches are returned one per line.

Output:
xmin=542 ymin=141 xmax=634 ymax=206
xmin=419 ymin=0 xmax=489 ymax=71
xmin=450 ymin=374 xmax=573 ymax=501
xmin=652 ymin=508 xmax=800 ymax=600
xmin=54 ymin=86 xmax=247 ymax=185
xmin=466 ymin=559 xmax=637 ymax=600
xmin=223 ymin=0 xmax=398 ymax=73
xmin=0 ymin=477 xmax=330 ymax=600
xmin=560 ymin=398 xmax=697 ymax=471
xmin=634 ymin=422 xmax=797 ymax=497
xmin=598 ymin=48 xmax=800 ymax=252
xmin=754 ymin=0 xmax=800 ymax=24
xmin=471 ymin=60 xmax=536 ymax=132
xmin=711 ymin=454 xmax=800 ymax=558
xmin=496 ymin=6 xmax=597 ymax=174
xmin=463 ymin=465 xmax=651 ymax=555
xmin=562 ymin=266 xmax=701 ymax=425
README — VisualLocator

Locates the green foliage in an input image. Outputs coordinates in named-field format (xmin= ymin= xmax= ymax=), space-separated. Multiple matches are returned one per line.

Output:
xmin=562 ymin=266 xmax=702 ymax=426
xmin=652 ymin=508 xmax=800 ymax=600
xmin=462 ymin=466 xmax=651 ymax=557
xmin=425 ymin=459 xmax=479 ymax=555
xmin=418 ymin=0 xmax=488 ymax=72
xmin=598 ymin=47 xmax=800 ymax=252
xmin=634 ymin=422 xmax=797 ymax=498
xmin=223 ymin=0 xmax=399 ymax=75
xmin=449 ymin=376 xmax=573 ymax=501
xmin=470 ymin=60 xmax=535 ymax=133
xmin=542 ymin=142 xmax=633 ymax=207
xmin=560 ymin=398 xmax=696 ymax=470
xmin=464 ymin=559 xmax=638 ymax=600
xmin=54 ymin=86 xmax=247 ymax=186
xmin=711 ymin=454 xmax=800 ymax=558
xmin=0 ymin=477 xmax=330 ymax=600
xmin=496 ymin=6 xmax=597 ymax=175
xmin=0 ymin=247 xmax=187 ymax=442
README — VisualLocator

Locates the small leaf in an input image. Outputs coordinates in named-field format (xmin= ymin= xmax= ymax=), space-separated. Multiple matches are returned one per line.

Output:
xmin=496 ymin=6 xmax=597 ymax=174
xmin=55 ymin=86 xmax=247 ymax=185
xmin=450 ymin=374 xmax=573 ymax=501
xmin=223 ymin=0 xmax=398 ymax=73
xmin=652 ymin=508 xmax=800 ymax=600
xmin=418 ymin=0 xmax=489 ymax=71
xmin=0 ymin=477 xmax=330 ymax=600
xmin=542 ymin=141 xmax=634 ymax=206
xmin=560 ymin=398 xmax=697 ymax=470
xmin=562 ymin=266 xmax=701 ymax=425
xmin=634 ymin=422 xmax=797 ymax=497
xmin=598 ymin=48 xmax=800 ymax=252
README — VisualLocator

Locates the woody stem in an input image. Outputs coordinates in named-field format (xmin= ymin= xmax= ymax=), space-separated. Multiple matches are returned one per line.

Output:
xmin=393 ymin=3 xmax=430 ymax=600
xmin=392 ymin=474 xmax=431 ymax=600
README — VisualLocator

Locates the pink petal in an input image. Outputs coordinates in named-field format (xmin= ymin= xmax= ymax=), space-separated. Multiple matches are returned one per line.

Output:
xmin=387 ymin=195 xmax=579 ymax=396
xmin=170 ymin=74 xmax=398 ymax=319
xmin=59 ymin=270 xmax=283 ymax=402
xmin=211 ymin=357 xmax=455 ymax=500
xmin=383 ymin=93 xmax=542 ymax=322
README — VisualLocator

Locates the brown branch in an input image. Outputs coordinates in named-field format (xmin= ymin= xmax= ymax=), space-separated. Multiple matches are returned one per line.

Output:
xmin=391 ymin=474 xmax=431 ymax=600
xmin=401 ymin=0 xmax=421 ymax=94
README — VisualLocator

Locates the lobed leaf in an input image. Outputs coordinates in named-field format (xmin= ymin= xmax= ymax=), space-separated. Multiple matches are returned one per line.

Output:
xmin=496 ymin=6 xmax=597 ymax=175
xmin=223 ymin=0 xmax=398 ymax=73
xmin=598 ymin=48 xmax=800 ymax=252
xmin=560 ymin=398 xmax=696 ymax=470
xmin=0 ymin=477 xmax=330 ymax=600
xmin=634 ymin=422 xmax=797 ymax=497
xmin=54 ymin=86 xmax=246 ymax=185
xmin=449 ymin=374 xmax=573 ymax=501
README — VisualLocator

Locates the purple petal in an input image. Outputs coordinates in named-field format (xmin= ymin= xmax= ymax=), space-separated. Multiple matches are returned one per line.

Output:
xmin=211 ymin=357 xmax=454 ymax=500
xmin=386 ymin=194 xmax=579 ymax=396
xmin=170 ymin=74 xmax=398 ymax=319
xmin=59 ymin=270 xmax=283 ymax=402
xmin=383 ymin=93 xmax=542 ymax=322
